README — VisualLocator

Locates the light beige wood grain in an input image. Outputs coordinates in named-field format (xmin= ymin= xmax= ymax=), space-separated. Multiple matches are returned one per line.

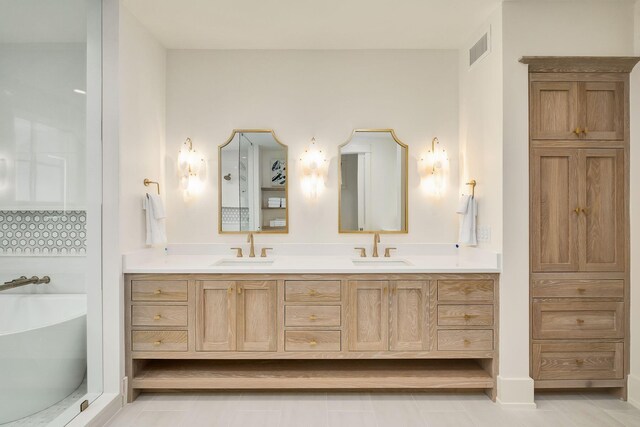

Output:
xmin=348 ymin=280 xmax=390 ymax=351
xmin=437 ymin=280 xmax=494 ymax=302
xmin=520 ymin=56 xmax=640 ymax=73
xmin=285 ymin=305 xmax=341 ymax=327
xmin=437 ymin=305 xmax=493 ymax=326
xmin=437 ymin=330 xmax=493 ymax=351
xmin=532 ymin=301 xmax=624 ymax=340
xmin=390 ymin=281 xmax=429 ymax=351
xmin=132 ymin=330 xmax=188 ymax=352
xmin=131 ymin=280 xmax=188 ymax=302
xmin=428 ymin=281 xmax=438 ymax=352
xmin=532 ymin=342 xmax=623 ymax=380
xmin=581 ymin=81 xmax=624 ymax=140
xmin=530 ymin=72 xmax=628 ymax=83
xmin=530 ymin=81 xmax=578 ymax=140
xmin=284 ymin=280 xmax=341 ymax=302
xmin=195 ymin=281 xmax=236 ymax=351
xmin=132 ymin=305 xmax=188 ymax=327
xmin=237 ymin=280 xmax=277 ymax=351
xmin=285 ymin=330 xmax=341 ymax=352
xmin=532 ymin=278 xmax=624 ymax=298
xmin=530 ymin=148 xmax=580 ymax=272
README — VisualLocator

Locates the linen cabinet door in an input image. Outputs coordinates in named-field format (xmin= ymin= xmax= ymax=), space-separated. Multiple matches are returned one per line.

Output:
xmin=580 ymin=81 xmax=624 ymax=141
xmin=237 ymin=281 xmax=277 ymax=351
xmin=348 ymin=281 xmax=389 ymax=351
xmin=579 ymin=149 xmax=625 ymax=271
xmin=531 ymin=149 xmax=580 ymax=272
xmin=530 ymin=81 xmax=579 ymax=140
xmin=390 ymin=281 xmax=429 ymax=351
xmin=196 ymin=281 xmax=236 ymax=351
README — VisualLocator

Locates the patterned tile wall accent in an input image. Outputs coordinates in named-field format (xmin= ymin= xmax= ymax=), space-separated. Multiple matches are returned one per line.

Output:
xmin=221 ymin=207 xmax=250 ymax=228
xmin=0 ymin=211 xmax=87 ymax=256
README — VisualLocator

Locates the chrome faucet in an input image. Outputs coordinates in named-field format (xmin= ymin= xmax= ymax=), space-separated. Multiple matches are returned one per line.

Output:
xmin=1 ymin=275 xmax=50 ymax=292
xmin=372 ymin=233 xmax=381 ymax=258
xmin=247 ymin=232 xmax=256 ymax=258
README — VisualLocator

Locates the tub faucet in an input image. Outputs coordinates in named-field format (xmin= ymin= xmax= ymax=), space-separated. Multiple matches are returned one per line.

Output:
xmin=372 ymin=233 xmax=381 ymax=258
xmin=1 ymin=275 xmax=50 ymax=292
xmin=247 ymin=233 xmax=255 ymax=258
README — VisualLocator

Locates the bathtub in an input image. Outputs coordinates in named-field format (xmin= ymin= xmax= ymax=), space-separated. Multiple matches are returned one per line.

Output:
xmin=0 ymin=294 xmax=87 ymax=424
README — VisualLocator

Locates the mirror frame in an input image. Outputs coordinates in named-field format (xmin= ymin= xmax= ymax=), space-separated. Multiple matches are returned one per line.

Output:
xmin=218 ymin=129 xmax=289 ymax=234
xmin=338 ymin=129 xmax=409 ymax=234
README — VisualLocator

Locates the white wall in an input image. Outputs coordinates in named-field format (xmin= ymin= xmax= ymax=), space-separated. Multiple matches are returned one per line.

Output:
xmin=119 ymin=8 xmax=166 ymax=253
xmin=501 ymin=0 xmax=635 ymax=405
xmin=165 ymin=50 xmax=460 ymax=245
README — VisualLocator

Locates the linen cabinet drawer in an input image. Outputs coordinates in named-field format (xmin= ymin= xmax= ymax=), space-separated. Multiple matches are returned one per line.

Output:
xmin=437 ymin=280 xmax=494 ymax=302
xmin=532 ymin=342 xmax=623 ymax=380
xmin=532 ymin=279 xmax=624 ymax=298
xmin=131 ymin=280 xmax=188 ymax=302
xmin=132 ymin=330 xmax=188 ymax=352
xmin=437 ymin=330 xmax=493 ymax=351
xmin=285 ymin=281 xmax=341 ymax=302
xmin=285 ymin=331 xmax=341 ymax=352
xmin=285 ymin=306 xmax=341 ymax=327
xmin=532 ymin=302 xmax=624 ymax=340
xmin=437 ymin=305 xmax=494 ymax=326
xmin=132 ymin=305 xmax=188 ymax=327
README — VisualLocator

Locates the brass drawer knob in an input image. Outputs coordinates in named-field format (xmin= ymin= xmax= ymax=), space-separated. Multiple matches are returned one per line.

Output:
xmin=154 ymin=289 xmax=162 ymax=295
xmin=576 ymin=318 xmax=585 ymax=324
xmin=574 ymin=127 xmax=582 ymax=136
xmin=463 ymin=339 xmax=471 ymax=345
xmin=308 ymin=290 xmax=318 ymax=296
xmin=576 ymin=288 xmax=586 ymax=294
xmin=154 ymin=314 xmax=162 ymax=320
xmin=154 ymin=340 xmax=162 ymax=346
xmin=309 ymin=340 xmax=317 ymax=346
xmin=309 ymin=315 xmax=317 ymax=321
xmin=463 ymin=314 xmax=472 ymax=321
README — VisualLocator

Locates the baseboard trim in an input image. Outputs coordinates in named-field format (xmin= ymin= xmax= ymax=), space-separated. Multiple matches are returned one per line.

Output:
xmin=628 ymin=374 xmax=640 ymax=409
xmin=66 ymin=393 xmax=122 ymax=427
xmin=496 ymin=375 xmax=536 ymax=407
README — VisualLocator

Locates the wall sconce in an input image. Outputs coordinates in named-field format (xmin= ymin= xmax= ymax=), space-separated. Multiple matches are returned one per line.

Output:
xmin=177 ymin=137 xmax=207 ymax=197
xmin=420 ymin=137 xmax=449 ymax=197
xmin=299 ymin=137 xmax=327 ymax=199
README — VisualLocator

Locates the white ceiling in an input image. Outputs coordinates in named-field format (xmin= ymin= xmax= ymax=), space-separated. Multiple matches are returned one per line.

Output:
xmin=123 ymin=0 xmax=502 ymax=49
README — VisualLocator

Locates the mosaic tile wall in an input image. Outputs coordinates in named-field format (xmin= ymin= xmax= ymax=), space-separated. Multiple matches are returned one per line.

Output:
xmin=0 ymin=211 xmax=87 ymax=256
xmin=221 ymin=207 xmax=250 ymax=229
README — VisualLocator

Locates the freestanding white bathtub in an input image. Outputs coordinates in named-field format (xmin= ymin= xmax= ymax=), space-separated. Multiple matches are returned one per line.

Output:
xmin=0 ymin=294 xmax=87 ymax=424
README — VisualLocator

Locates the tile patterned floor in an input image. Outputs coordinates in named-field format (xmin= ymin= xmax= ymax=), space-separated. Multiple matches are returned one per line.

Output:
xmin=105 ymin=391 xmax=640 ymax=427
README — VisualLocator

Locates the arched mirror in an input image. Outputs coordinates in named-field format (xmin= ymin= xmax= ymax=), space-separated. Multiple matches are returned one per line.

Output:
xmin=339 ymin=129 xmax=408 ymax=233
xmin=218 ymin=130 xmax=288 ymax=233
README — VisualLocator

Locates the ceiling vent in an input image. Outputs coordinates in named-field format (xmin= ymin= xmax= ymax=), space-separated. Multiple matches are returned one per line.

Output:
xmin=469 ymin=28 xmax=490 ymax=68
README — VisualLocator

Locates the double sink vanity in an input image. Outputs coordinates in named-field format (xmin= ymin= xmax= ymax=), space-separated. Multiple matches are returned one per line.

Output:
xmin=124 ymin=129 xmax=500 ymax=401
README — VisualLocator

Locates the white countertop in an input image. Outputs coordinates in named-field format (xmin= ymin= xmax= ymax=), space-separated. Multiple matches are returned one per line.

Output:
xmin=123 ymin=244 xmax=501 ymax=274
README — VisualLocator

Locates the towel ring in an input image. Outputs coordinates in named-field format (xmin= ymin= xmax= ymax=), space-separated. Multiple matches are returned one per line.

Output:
xmin=144 ymin=178 xmax=160 ymax=195
xmin=465 ymin=180 xmax=476 ymax=198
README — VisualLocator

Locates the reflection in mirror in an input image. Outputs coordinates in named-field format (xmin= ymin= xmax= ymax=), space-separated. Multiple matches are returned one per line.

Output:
xmin=219 ymin=130 xmax=288 ymax=233
xmin=339 ymin=130 xmax=408 ymax=233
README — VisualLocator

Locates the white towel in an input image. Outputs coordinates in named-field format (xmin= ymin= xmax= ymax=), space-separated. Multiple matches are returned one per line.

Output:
xmin=457 ymin=195 xmax=477 ymax=246
xmin=143 ymin=193 xmax=167 ymax=246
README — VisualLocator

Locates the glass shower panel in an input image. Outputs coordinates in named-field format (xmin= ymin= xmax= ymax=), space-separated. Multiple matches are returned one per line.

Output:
xmin=0 ymin=0 xmax=103 ymax=425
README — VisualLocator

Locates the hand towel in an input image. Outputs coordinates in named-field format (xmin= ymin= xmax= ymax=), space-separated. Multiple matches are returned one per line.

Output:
xmin=457 ymin=195 xmax=477 ymax=246
xmin=143 ymin=193 xmax=167 ymax=246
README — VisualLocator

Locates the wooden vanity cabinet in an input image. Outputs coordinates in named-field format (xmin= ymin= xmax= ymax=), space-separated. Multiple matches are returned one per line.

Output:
xmin=523 ymin=56 xmax=639 ymax=396
xmin=125 ymin=273 xmax=498 ymax=401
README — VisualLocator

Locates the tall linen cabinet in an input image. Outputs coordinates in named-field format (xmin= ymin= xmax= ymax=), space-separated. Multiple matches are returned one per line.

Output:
xmin=522 ymin=57 xmax=639 ymax=396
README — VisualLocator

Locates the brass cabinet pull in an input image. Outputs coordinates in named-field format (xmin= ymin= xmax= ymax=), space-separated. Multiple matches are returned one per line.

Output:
xmin=582 ymin=128 xmax=589 ymax=135
xmin=228 ymin=287 xmax=232 ymax=295
xmin=576 ymin=318 xmax=585 ymax=324
xmin=463 ymin=339 xmax=471 ymax=345
xmin=574 ymin=127 xmax=582 ymax=136
xmin=153 ymin=314 xmax=162 ymax=320
xmin=309 ymin=315 xmax=317 ymax=321
xmin=154 ymin=340 xmax=162 ymax=346
xmin=576 ymin=359 xmax=584 ymax=366
xmin=463 ymin=314 xmax=475 ymax=321
xmin=576 ymin=288 xmax=586 ymax=294
xmin=573 ymin=207 xmax=581 ymax=215
xmin=154 ymin=289 xmax=162 ymax=295
xmin=309 ymin=340 xmax=317 ymax=346
xmin=237 ymin=286 xmax=243 ymax=295
xmin=308 ymin=289 xmax=318 ymax=296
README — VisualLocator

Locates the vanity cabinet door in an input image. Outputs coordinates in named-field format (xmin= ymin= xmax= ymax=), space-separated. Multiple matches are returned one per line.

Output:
xmin=530 ymin=81 xmax=579 ymax=140
xmin=237 ymin=281 xmax=277 ymax=351
xmin=196 ymin=281 xmax=236 ymax=351
xmin=390 ymin=281 xmax=429 ymax=351
xmin=348 ymin=281 xmax=389 ymax=351
xmin=580 ymin=81 xmax=624 ymax=141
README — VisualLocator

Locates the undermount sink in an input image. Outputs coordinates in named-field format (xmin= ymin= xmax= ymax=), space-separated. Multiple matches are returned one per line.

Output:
xmin=351 ymin=258 xmax=412 ymax=266
xmin=212 ymin=258 xmax=275 ymax=266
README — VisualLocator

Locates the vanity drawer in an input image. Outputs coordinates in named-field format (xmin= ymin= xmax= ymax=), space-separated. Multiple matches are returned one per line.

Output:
xmin=437 ymin=330 xmax=493 ymax=351
xmin=131 ymin=280 xmax=188 ymax=302
xmin=285 ymin=330 xmax=341 ymax=352
xmin=532 ymin=302 xmax=624 ymax=340
xmin=132 ymin=330 xmax=188 ymax=352
xmin=532 ymin=279 xmax=624 ymax=299
xmin=437 ymin=280 xmax=494 ymax=302
xmin=285 ymin=305 xmax=341 ymax=327
xmin=132 ymin=305 xmax=188 ymax=327
xmin=532 ymin=342 xmax=623 ymax=380
xmin=285 ymin=281 xmax=341 ymax=302
xmin=437 ymin=305 xmax=494 ymax=326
